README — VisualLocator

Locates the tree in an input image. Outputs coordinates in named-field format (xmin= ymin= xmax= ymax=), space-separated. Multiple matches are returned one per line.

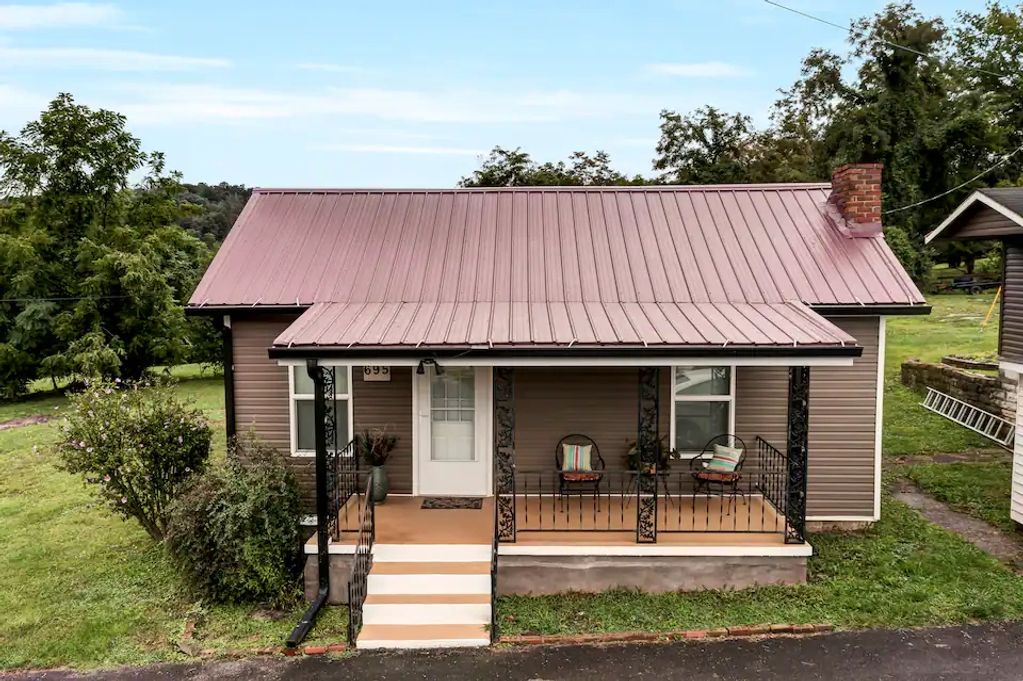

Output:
xmin=653 ymin=106 xmax=760 ymax=184
xmin=0 ymin=94 xmax=211 ymax=396
xmin=460 ymin=147 xmax=644 ymax=187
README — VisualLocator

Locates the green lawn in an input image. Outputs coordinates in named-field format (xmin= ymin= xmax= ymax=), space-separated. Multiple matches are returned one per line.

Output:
xmin=499 ymin=498 xmax=1023 ymax=635
xmin=904 ymin=461 xmax=1016 ymax=533
xmin=0 ymin=375 xmax=348 ymax=671
xmin=883 ymin=294 xmax=999 ymax=457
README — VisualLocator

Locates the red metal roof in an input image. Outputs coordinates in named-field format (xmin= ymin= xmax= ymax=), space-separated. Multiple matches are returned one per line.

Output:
xmin=273 ymin=300 xmax=857 ymax=350
xmin=190 ymin=185 xmax=924 ymax=350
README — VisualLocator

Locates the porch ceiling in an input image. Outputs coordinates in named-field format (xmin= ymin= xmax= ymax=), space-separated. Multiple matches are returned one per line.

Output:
xmin=270 ymin=300 xmax=859 ymax=356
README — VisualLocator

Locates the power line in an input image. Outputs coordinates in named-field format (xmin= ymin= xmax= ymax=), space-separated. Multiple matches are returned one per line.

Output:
xmin=763 ymin=0 xmax=1009 ymax=80
xmin=882 ymin=142 xmax=1023 ymax=215
xmin=0 ymin=295 xmax=132 ymax=303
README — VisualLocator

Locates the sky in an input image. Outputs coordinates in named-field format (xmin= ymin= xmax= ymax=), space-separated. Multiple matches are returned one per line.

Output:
xmin=0 ymin=0 xmax=990 ymax=188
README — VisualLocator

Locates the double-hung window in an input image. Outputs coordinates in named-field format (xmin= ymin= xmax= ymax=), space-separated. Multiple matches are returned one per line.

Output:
xmin=290 ymin=366 xmax=352 ymax=456
xmin=671 ymin=366 xmax=735 ymax=455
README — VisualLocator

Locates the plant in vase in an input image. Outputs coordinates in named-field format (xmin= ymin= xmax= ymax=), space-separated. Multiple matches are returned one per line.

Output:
xmin=356 ymin=428 xmax=398 ymax=503
xmin=624 ymin=435 xmax=675 ymax=474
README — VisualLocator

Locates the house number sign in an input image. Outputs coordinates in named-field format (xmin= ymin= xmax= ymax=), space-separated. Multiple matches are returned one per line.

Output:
xmin=362 ymin=366 xmax=391 ymax=382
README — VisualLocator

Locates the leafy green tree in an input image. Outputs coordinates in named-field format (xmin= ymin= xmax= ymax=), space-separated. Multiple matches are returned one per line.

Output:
xmin=460 ymin=147 xmax=644 ymax=187
xmin=653 ymin=106 xmax=760 ymax=184
xmin=0 ymin=94 xmax=211 ymax=396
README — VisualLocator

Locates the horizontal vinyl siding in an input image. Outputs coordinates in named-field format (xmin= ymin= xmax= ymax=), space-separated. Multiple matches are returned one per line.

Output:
xmin=954 ymin=204 xmax=1023 ymax=239
xmin=1002 ymin=242 xmax=1023 ymax=365
xmin=514 ymin=367 xmax=670 ymax=473
xmin=735 ymin=317 xmax=880 ymax=519
xmin=352 ymin=367 xmax=413 ymax=494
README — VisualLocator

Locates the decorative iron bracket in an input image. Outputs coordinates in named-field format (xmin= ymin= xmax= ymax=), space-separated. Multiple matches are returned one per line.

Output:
xmin=493 ymin=366 xmax=517 ymax=542
xmin=785 ymin=366 xmax=810 ymax=544
xmin=637 ymin=367 xmax=659 ymax=543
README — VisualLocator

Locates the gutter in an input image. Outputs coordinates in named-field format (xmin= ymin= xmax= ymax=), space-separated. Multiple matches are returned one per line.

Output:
xmin=267 ymin=344 xmax=865 ymax=360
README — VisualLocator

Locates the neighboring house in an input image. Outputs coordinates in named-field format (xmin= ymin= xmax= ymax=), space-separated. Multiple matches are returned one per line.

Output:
xmin=188 ymin=163 xmax=926 ymax=649
xmin=927 ymin=188 xmax=1023 ymax=530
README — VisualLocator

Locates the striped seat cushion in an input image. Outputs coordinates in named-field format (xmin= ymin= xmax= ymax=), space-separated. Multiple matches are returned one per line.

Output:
xmin=561 ymin=443 xmax=593 ymax=471
xmin=705 ymin=443 xmax=743 ymax=473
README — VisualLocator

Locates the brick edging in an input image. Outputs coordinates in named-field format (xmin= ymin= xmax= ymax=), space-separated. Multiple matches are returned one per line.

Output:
xmin=499 ymin=623 xmax=834 ymax=646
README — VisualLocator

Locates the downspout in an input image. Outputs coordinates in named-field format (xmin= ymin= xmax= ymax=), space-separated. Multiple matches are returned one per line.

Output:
xmin=286 ymin=359 xmax=331 ymax=648
xmin=221 ymin=315 xmax=236 ymax=440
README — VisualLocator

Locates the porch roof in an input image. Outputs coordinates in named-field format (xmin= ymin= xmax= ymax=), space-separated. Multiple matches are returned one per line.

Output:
xmin=269 ymin=300 xmax=859 ymax=356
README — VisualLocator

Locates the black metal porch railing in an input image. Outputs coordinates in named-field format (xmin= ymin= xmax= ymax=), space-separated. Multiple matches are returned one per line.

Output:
xmin=346 ymin=473 xmax=375 ymax=646
xmin=510 ymin=436 xmax=794 ymax=540
xmin=329 ymin=439 xmax=359 ymax=539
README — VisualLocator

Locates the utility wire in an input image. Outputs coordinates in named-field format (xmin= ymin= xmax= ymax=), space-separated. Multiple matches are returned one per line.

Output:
xmin=763 ymin=0 xmax=1009 ymax=80
xmin=882 ymin=142 xmax=1023 ymax=215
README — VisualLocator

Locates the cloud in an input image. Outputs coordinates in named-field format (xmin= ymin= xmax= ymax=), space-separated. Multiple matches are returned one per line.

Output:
xmin=0 ymin=2 xmax=124 ymax=29
xmin=296 ymin=62 xmax=369 ymax=74
xmin=321 ymin=144 xmax=482 ymax=156
xmin=111 ymin=84 xmax=661 ymax=125
xmin=0 ymin=46 xmax=230 ymax=71
xmin=646 ymin=61 xmax=751 ymax=78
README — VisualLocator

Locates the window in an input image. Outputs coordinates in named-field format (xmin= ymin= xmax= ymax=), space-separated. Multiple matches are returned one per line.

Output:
xmin=290 ymin=365 xmax=352 ymax=456
xmin=672 ymin=366 xmax=734 ymax=455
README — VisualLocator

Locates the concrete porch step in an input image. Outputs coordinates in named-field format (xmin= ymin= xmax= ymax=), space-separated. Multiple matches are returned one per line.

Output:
xmin=366 ymin=560 xmax=491 ymax=595
xmin=372 ymin=543 xmax=490 ymax=562
xmin=363 ymin=593 xmax=490 ymax=625
xmin=357 ymin=624 xmax=490 ymax=649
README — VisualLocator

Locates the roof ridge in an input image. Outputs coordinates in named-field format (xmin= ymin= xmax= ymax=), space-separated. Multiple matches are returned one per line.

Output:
xmin=252 ymin=183 xmax=833 ymax=195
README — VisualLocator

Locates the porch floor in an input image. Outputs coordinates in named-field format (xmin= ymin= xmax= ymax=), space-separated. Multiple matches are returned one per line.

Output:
xmin=324 ymin=494 xmax=787 ymax=547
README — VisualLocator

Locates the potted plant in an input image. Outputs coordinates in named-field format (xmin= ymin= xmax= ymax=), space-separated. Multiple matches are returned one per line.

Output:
xmin=624 ymin=435 xmax=674 ymax=474
xmin=356 ymin=428 xmax=398 ymax=503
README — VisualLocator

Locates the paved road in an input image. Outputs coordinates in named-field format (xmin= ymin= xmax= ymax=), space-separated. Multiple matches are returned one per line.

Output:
xmin=7 ymin=622 xmax=1023 ymax=680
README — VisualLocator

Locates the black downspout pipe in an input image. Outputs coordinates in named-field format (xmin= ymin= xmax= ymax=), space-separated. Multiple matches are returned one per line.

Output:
xmin=286 ymin=359 xmax=331 ymax=648
xmin=221 ymin=316 xmax=236 ymax=441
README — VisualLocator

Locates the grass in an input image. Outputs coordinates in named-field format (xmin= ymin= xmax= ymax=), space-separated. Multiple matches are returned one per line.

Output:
xmin=904 ymin=461 xmax=1016 ymax=533
xmin=0 ymin=374 xmax=347 ymax=671
xmin=882 ymin=294 xmax=999 ymax=457
xmin=499 ymin=498 xmax=1023 ymax=635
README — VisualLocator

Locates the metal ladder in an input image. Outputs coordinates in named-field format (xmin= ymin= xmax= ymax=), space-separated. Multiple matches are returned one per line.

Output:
xmin=921 ymin=387 xmax=1016 ymax=448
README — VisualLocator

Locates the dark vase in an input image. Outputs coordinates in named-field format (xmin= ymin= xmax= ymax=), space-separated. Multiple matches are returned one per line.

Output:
xmin=370 ymin=465 xmax=389 ymax=503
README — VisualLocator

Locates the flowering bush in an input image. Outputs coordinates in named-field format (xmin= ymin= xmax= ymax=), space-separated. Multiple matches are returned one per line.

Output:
xmin=55 ymin=380 xmax=212 ymax=541
xmin=165 ymin=434 xmax=302 ymax=605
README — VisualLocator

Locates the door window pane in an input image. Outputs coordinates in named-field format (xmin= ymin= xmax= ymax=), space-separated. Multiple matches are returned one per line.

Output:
xmin=674 ymin=366 xmax=730 ymax=397
xmin=431 ymin=368 xmax=475 ymax=461
xmin=674 ymin=400 xmax=729 ymax=452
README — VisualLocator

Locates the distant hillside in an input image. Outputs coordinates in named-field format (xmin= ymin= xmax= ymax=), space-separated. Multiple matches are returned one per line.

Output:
xmin=179 ymin=182 xmax=250 ymax=244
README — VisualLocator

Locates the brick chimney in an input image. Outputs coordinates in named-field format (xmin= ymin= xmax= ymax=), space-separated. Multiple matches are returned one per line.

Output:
xmin=827 ymin=163 xmax=883 ymax=237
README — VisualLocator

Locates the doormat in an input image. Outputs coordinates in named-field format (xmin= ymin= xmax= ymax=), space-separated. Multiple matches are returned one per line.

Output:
xmin=421 ymin=497 xmax=483 ymax=510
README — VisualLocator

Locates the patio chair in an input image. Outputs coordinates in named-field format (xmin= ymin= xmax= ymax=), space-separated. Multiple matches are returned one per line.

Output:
xmin=689 ymin=434 xmax=747 ymax=514
xmin=555 ymin=434 xmax=605 ymax=499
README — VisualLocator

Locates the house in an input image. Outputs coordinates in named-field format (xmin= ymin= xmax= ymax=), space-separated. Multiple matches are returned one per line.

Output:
xmin=927 ymin=188 xmax=1023 ymax=530
xmin=187 ymin=162 xmax=927 ymax=649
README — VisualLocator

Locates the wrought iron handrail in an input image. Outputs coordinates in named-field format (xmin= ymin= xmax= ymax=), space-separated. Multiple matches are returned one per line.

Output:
xmin=346 ymin=473 xmax=375 ymax=646
xmin=754 ymin=436 xmax=788 ymax=519
xmin=328 ymin=438 xmax=358 ymax=540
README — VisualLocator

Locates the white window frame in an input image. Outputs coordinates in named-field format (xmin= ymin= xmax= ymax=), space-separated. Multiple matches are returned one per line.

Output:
xmin=669 ymin=365 xmax=736 ymax=458
xmin=289 ymin=365 xmax=354 ymax=457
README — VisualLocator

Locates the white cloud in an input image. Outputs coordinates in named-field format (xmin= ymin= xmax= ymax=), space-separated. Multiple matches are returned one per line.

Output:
xmin=321 ymin=144 xmax=482 ymax=156
xmin=0 ymin=46 xmax=230 ymax=71
xmin=111 ymin=84 xmax=661 ymax=126
xmin=296 ymin=62 xmax=368 ymax=74
xmin=646 ymin=61 xmax=751 ymax=78
xmin=0 ymin=2 xmax=123 ymax=29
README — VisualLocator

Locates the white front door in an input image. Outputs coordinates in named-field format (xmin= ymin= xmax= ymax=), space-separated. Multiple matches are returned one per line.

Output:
xmin=416 ymin=366 xmax=491 ymax=496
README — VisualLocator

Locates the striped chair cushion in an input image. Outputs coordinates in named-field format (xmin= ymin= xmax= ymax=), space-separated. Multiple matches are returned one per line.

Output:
xmin=705 ymin=443 xmax=742 ymax=473
xmin=561 ymin=443 xmax=593 ymax=472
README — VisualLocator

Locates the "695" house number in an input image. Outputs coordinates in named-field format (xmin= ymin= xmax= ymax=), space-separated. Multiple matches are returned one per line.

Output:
xmin=362 ymin=366 xmax=391 ymax=382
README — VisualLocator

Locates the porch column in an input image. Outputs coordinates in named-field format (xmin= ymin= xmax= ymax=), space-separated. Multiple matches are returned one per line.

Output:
xmin=786 ymin=366 xmax=810 ymax=544
xmin=493 ymin=366 xmax=516 ymax=542
xmin=637 ymin=367 xmax=659 ymax=543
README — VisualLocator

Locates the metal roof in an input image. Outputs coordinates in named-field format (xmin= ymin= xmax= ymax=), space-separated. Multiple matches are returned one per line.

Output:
xmin=191 ymin=185 xmax=924 ymax=310
xmin=272 ymin=300 xmax=857 ymax=351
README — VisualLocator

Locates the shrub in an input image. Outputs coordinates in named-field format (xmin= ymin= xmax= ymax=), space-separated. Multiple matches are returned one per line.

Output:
xmin=55 ymin=380 xmax=212 ymax=541
xmin=165 ymin=435 xmax=303 ymax=606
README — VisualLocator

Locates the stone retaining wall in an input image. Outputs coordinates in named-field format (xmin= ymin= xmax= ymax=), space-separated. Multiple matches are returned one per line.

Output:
xmin=901 ymin=359 xmax=1018 ymax=421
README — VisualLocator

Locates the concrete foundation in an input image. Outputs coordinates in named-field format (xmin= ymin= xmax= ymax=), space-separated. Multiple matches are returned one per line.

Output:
xmin=303 ymin=554 xmax=353 ymax=605
xmin=497 ymin=554 xmax=807 ymax=595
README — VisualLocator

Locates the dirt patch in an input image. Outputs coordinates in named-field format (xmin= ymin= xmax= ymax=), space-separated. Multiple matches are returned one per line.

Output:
xmin=893 ymin=479 xmax=1023 ymax=573
xmin=889 ymin=449 xmax=1010 ymax=465
xmin=0 ymin=414 xmax=52 ymax=431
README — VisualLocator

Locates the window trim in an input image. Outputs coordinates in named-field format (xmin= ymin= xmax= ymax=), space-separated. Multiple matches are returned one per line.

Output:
xmin=289 ymin=365 xmax=353 ymax=457
xmin=669 ymin=365 xmax=736 ymax=458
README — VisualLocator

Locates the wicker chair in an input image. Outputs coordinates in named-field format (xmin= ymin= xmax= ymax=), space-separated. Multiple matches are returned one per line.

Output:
xmin=555 ymin=434 xmax=606 ymax=498
xmin=689 ymin=434 xmax=747 ymax=513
